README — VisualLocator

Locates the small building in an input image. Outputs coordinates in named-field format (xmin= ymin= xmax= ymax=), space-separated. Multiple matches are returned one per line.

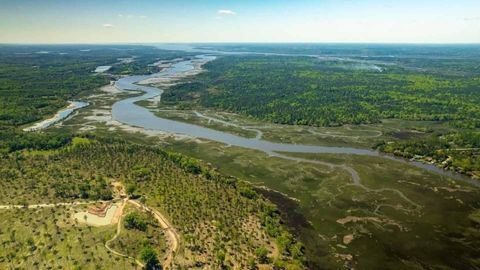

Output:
xmin=87 ymin=202 xmax=112 ymax=217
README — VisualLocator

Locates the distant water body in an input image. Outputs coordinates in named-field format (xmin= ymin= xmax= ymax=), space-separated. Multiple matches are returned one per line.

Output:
xmin=111 ymin=55 xmax=479 ymax=187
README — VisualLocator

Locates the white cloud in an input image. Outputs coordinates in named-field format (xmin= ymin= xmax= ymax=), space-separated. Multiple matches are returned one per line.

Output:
xmin=102 ymin=23 xmax=114 ymax=28
xmin=139 ymin=15 xmax=148 ymax=19
xmin=218 ymin=9 xmax=236 ymax=16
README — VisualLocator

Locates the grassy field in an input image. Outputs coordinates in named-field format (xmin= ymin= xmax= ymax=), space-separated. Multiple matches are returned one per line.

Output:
xmin=154 ymin=109 xmax=258 ymax=138
xmin=163 ymin=140 xmax=480 ymax=269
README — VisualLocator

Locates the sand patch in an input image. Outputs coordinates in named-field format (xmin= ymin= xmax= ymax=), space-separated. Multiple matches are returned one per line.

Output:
xmin=100 ymin=83 xmax=122 ymax=94
xmin=79 ymin=125 xmax=97 ymax=131
xmin=23 ymin=101 xmax=88 ymax=131
xmin=137 ymin=58 xmax=211 ymax=86
xmin=343 ymin=234 xmax=354 ymax=245
xmin=74 ymin=202 xmax=121 ymax=226
xmin=334 ymin=253 xmax=353 ymax=262
xmin=95 ymin=66 xmax=111 ymax=73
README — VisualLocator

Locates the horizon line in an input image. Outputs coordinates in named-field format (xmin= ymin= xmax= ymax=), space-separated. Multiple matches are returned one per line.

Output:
xmin=1 ymin=41 xmax=480 ymax=46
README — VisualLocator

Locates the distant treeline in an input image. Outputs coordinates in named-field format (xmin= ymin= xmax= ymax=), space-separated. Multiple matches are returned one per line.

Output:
xmin=0 ymin=45 xmax=189 ymax=128
xmin=377 ymin=131 xmax=480 ymax=178
xmin=162 ymin=55 xmax=480 ymax=127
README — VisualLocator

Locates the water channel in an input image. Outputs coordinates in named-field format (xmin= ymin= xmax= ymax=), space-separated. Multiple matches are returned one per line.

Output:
xmin=111 ymin=55 xmax=479 ymax=187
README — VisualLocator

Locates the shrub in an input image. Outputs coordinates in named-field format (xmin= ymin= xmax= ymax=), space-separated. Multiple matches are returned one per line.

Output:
xmin=123 ymin=213 xmax=147 ymax=231
xmin=255 ymin=247 xmax=269 ymax=264
xmin=140 ymin=246 xmax=161 ymax=270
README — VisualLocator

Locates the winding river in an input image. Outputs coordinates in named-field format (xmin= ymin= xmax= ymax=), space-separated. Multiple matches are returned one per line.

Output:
xmin=111 ymin=55 xmax=479 ymax=188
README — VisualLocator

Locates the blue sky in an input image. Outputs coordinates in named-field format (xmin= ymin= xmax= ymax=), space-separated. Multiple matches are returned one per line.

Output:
xmin=0 ymin=0 xmax=479 ymax=43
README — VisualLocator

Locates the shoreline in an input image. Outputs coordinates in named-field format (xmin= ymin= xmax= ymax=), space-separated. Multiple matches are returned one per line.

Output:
xmin=23 ymin=100 xmax=89 ymax=132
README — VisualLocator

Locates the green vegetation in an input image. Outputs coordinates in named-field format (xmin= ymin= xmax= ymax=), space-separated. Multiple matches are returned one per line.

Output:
xmin=163 ymin=138 xmax=480 ymax=270
xmin=0 ymin=46 xmax=110 ymax=128
xmin=255 ymin=247 xmax=269 ymax=263
xmin=111 ymin=205 xmax=166 ymax=269
xmin=0 ymin=45 xmax=189 ymax=156
xmin=163 ymin=55 xmax=480 ymax=126
xmin=154 ymin=110 xmax=258 ymax=138
xmin=2 ymin=44 xmax=480 ymax=270
xmin=0 ymin=131 xmax=73 ymax=154
xmin=140 ymin=246 xmax=161 ymax=270
xmin=0 ymin=138 xmax=111 ymax=204
xmin=0 ymin=139 xmax=305 ymax=269
xmin=126 ymin=183 xmax=138 ymax=198
xmin=53 ymin=174 xmax=113 ymax=201
xmin=0 ymin=207 xmax=122 ymax=269
xmin=161 ymin=49 xmax=480 ymax=179
xmin=124 ymin=212 xmax=149 ymax=231
xmin=196 ymin=44 xmax=480 ymax=76
xmin=0 ymin=44 xmax=189 ymax=128
xmin=378 ymin=131 xmax=480 ymax=178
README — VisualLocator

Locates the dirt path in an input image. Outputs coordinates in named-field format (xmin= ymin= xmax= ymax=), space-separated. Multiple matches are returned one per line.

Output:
xmin=128 ymin=200 xmax=179 ymax=270
xmin=0 ymin=200 xmax=108 ymax=210
xmin=104 ymin=199 xmax=145 ymax=268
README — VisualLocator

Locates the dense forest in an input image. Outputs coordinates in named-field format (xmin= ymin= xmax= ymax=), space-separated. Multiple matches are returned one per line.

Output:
xmin=0 ymin=46 xmax=109 ymax=127
xmin=377 ymin=131 xmax=480 ymax=178
xmin=0 ymin=137 xmax=306 ymax=269
xmin=0 ymin=45 xmax=187 ymax=128
xmin=162 ymin=54 xmax=480 ymax=127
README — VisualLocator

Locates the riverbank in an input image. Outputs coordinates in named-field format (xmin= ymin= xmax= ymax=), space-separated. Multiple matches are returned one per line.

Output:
xmin=23 ymin=101 xmax=89 ymax=131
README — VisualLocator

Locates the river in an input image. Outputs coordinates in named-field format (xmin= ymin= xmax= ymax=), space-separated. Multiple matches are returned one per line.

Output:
xmin=23 ymin=101 xmax=89 ymax=131
xmin=111 ymin=55 xmax=479 ymax=187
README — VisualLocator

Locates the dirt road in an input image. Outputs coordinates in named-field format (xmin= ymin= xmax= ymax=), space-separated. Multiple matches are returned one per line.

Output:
xmin=104 ymin=199 xmax=145 ymax=268
xmin=0 ymin=200 xmax=108 ymax=210
xmin=128 ymin=200 xmax=179 ymax=270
